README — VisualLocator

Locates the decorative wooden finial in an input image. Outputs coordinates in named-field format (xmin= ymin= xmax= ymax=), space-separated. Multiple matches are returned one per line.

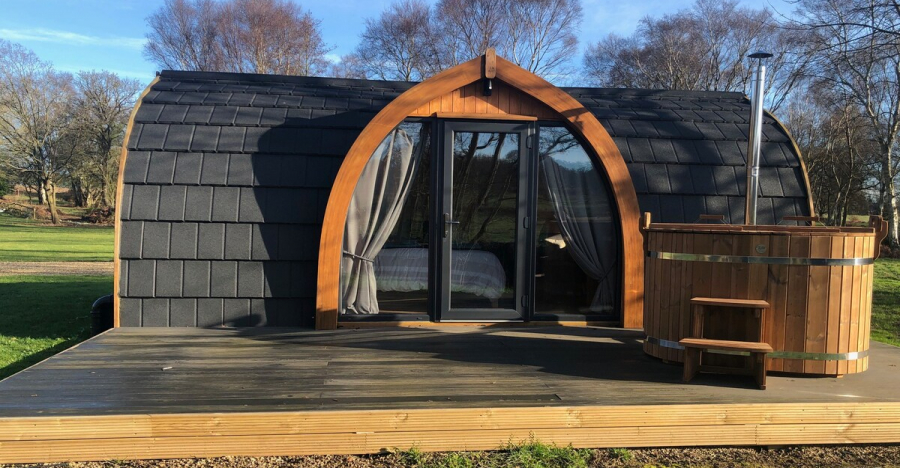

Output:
xmin=483 ymin=48 xmax=497 ymax=79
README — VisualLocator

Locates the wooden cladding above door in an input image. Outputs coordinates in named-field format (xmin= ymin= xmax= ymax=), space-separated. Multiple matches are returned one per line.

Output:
xmin=408 ymin=80 xmax=560 ymax=120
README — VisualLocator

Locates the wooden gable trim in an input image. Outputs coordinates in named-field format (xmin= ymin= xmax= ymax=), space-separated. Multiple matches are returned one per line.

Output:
xmin=316 ymin=55 xmax=644 ymax=330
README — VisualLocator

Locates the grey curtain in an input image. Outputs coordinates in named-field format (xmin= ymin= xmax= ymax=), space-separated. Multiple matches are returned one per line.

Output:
xmin=540 ymin=156 xmax=616 ymax=311
xmin=342 ymin=128 xmax=422 ymax=314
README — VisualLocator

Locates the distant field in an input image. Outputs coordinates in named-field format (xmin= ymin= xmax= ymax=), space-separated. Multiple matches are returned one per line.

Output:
xmin=873 ymin=258 xmax=900 ymax=347
xmin=0 ymin=213 xmax=113 ymax=262
xmin=0 ymin=275 xmax=111 ymax=380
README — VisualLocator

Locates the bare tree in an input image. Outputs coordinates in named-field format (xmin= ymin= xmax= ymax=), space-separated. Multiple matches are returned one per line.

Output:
xmin=791 ymin=0 xmax=900 ymax=244
xmin=144 ymin=0 xmax=331 ymax=76
xmin=354 ymin=0 xmax=441 ymax=81
xmin=435 ymin=0 xmax=505 ymax=68
xmin=786 ymin=85 xmax=879 ymax=225
xmin=0 ymin=40 xmax=77 ymax=224
xmin=327 ymin=54 xmax=369 ymax=80
xmin=144 ymin=0 xmax=223 ymax=71
xmin=352 ymin=0 xmax=582 ymax=82
xmin=502 ymin=0 xmax=581 ymax=77
xmin=70 ymin=71 xmax=142 ymax=208
xmin=584 ymin=0 xmax=807 ymax=111
xmin=218 ymin=0 xmax=331 ymax=75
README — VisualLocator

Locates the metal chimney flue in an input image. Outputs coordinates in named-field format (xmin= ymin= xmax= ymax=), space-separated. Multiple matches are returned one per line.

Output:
xmin=745 ymin=51 xmax=772 ymax=225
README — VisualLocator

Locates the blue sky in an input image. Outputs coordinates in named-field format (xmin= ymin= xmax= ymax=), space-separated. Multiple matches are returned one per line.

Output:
xmin=0 ymin=0 xmax=794 ymax=86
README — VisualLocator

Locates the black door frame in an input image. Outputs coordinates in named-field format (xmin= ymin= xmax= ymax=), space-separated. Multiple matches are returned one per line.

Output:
xmin=431 ymin=120 xmax=537 ymax=322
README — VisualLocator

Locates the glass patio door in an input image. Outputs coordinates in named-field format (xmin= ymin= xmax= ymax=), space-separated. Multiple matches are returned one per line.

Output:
xmin=437 ymin=122 xmax=533 ymax=321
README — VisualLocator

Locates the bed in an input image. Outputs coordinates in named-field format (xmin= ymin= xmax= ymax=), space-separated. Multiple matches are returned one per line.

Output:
xmin=374 ymin=248 xmax=507 ymax=299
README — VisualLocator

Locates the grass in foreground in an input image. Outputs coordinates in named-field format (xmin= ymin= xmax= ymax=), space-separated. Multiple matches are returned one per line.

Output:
xmin=873 ymin=258 xmax=900 ymax=347
xmin=9 ymin=444 xmax=899 ymax=468
xmin=0 ymin=275 xmax=112 ymax=380
xmin=0 ymin=213 xmax=113 ymax=262
xmin=397 ymin=440 xmax=592 ymax=468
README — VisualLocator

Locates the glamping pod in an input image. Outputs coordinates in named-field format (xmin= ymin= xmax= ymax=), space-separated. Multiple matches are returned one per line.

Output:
xmin=115 ymin=52 xmax=813 ymax=331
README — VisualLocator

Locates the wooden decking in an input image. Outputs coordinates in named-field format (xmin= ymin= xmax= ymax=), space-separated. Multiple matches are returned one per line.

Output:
xmin=2 ymin=326 xmax=900 ymax=462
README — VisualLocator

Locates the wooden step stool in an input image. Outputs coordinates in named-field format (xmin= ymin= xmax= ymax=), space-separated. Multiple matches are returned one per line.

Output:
xmin=680 ymin=297 xmax=772 ymax=390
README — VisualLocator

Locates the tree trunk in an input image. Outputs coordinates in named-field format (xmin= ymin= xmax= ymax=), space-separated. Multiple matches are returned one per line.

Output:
xmin=37 ymin=184 xmax=46 ymax=205
xmin=43 ymin=178 xmax=60 ymax=224
xmin=72 ymin=179 xmax=87 ymax=207
xmin=881 ymin=147 xmax=899 ymax=246
xmin=100 ymin=176 xmax=111 ymax=208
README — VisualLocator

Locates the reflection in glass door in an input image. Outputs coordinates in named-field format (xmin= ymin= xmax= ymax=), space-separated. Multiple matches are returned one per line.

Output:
xmin=438 ymin=122 xmax=532 ymax=321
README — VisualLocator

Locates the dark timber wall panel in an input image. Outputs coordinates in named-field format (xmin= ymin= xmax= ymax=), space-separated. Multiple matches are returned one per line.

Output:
xmin=118 ymin=71 xmax=813 ymax=327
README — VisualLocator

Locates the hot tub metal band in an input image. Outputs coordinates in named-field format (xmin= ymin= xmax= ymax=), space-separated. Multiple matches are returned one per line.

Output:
xmin=645 ymin=336 xmax=868 ymax=361
xmin=647 ymin=251 xmax=874 ymax=266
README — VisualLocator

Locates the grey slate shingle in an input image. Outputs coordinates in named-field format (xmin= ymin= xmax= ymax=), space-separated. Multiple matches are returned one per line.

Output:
xmin=239 ymin=187 xmax=266 ymax=222
xmin=146 ymin=151 xmax=177 ymax=184
xmin=173 ymin=152 xmax=203 ymax=185
xmin=253 ymin=154 xmax=282 ymax=186
xmin=155 ymin=260 xmax=183 ymax=297
xmin=120 ymin=185 xmax=134 ymax=220
xmin=158 ymin=105 xmax=189 ymax=123
xmin=119 ymin=221 xmax=143 ymax=258
xmin=227 ymin=154 xmax=254 ymax=186
xmin=170 ymin=299 xmax=197 ymax=327
xmin=200 ymin=153 xmax=229 ymax=186
xmin=211 ymin=186 xmax=240 ymax=222
xmin=238 ymin=261 xmax=264 ymax=298
xmin=164 ymin=125 xmax=195 ymax=151
xmin=217 ymin=127 xmax=246 ymax=152
xmin=142 ymin=222 xmax=170 ymax=258
xmin=712 ymin=166 xmax=740 ymax=196
xmin=127 ymin=260 xmax=155 ymax=297
xmin=197 ymin=298 xmax=223 ymax=327
xmin=184 ymin=105 xmax=215 ymax=124
xmin=142 ymin=299 xmax=169 ymax=326
xmin=191 ymin=126 xmax=221 ymax=152
xmin=183 ymin=260 xmax=211 ymax=297
xmin=123 ymin=151 xmax=151 ymax=184
xmin=170 ymin=222 xmax=198 ymax=259
xmin=137 ymin=124 xmax=168 ymax=150
xmin=225 ymin=223 xmax=252 ymax=260
xmin=210 ymin=261 xmax=238 ymax=297
xmin=689 ymin=165 xmax=716 ymax=195
xmin=129 ymin=185 xmax=160 ymax=220
xmin=184 ymin=186 xmax=213 ymax=221
xmin=198 ymin=223 xmax=225 ymax=259
xmin=158 ymin=186 xmax=187 ymax=221
xmin=119 ymin=298 xmax=142 ymax=327
xmin=223 ymin=299 xmax=251 ymax=326
xmin=234 ymin=107 xmax=263 ymax=125
xmin=666 ymin=165 xmax=694 ymax=194
xmin=644 ymin=165 xmax=670 ymax=194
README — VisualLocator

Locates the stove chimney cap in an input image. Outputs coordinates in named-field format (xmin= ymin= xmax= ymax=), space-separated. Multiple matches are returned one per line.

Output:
xmin=748 ymin=51 xmax=773 ymax=59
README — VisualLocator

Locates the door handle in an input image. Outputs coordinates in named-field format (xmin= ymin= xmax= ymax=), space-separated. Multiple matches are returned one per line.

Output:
xmin=444 ymin=213 xmax=460 ymax=238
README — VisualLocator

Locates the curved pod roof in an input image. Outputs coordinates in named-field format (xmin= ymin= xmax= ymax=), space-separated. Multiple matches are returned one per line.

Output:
xmin=115 ymin=66 xmax=813 ymax=329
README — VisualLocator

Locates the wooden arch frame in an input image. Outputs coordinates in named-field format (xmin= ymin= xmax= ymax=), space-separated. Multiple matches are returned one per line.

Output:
xmin=316 ymin=53 xmax=644 ymax=330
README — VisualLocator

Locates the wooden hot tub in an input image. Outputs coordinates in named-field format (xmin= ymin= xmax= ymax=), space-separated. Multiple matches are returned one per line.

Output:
xmin=642 ymin=215 xmax=887 ymax=376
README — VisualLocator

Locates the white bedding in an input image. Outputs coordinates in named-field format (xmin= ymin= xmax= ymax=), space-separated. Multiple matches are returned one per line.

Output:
xmin=374 ymin=247 xmax=507 ymax=299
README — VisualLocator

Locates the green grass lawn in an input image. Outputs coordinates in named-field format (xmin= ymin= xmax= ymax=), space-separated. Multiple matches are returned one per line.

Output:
xmin=0 ymin=275 xmax=112 ymax=380
xmin=873 ymin=258 xmax=900 ymax=347
xmin=0 ymin=213 xmax=113 ymax=262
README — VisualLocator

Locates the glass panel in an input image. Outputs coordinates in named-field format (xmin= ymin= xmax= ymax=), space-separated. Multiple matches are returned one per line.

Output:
xmin=535 ymin=125 xmax=620 ymax=317
xmin=449 ymin=131 xmax=519 ymax=310
xmin=341 ymin=121 xmax=431 ymax=315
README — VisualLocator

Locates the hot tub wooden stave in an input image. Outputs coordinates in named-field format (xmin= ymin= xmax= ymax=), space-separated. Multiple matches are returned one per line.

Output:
xmin=642 ymin=218 xmax=886 ymax=376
